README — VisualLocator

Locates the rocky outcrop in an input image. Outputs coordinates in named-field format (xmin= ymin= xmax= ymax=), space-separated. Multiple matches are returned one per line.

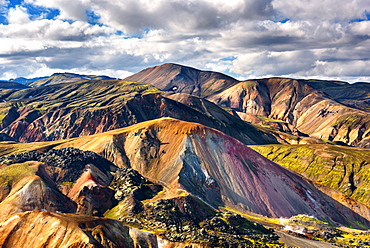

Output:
xmin=0 ymin=148 xmax=117 ymax=218
xmin=0 ymin=148 xmax=116 ymax=184
xmin=110 ymin=167 xmax=163 ymax=201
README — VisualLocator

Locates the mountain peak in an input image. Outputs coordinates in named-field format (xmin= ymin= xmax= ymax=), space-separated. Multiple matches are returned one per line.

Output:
xmin=124 ymin=63 xmax=239 ymax=97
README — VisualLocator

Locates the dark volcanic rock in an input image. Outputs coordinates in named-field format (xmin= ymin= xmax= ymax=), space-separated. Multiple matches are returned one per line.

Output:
xmin=39 ymin=147 xmax=117 ymax=183
xmin=110 ymin=167 xmax=163 ymax=201
xmin=0 ymin=148 xmax=117 ymax=184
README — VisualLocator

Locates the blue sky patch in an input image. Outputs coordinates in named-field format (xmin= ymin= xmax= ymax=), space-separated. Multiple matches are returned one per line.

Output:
xmin=221 ymin=56 xmax=236 ymax=62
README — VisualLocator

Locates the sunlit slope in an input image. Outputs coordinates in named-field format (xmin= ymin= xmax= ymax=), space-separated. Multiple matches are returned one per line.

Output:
xmin=124 ymin=63 xmax=239 ymax=97
xmin=209 ymin=78 xmax=370 ymax=147
xmin=0 ymin=79 xmax=277 ymax=145
xmin=41 ymin=117 xmax=370 ymax=228
xmin=251 ymin=144 xmax=370 ymax=206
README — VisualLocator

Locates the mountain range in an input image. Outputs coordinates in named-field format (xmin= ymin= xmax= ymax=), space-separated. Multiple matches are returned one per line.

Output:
xmin=0 ymin=63 xmax=370 ymax=247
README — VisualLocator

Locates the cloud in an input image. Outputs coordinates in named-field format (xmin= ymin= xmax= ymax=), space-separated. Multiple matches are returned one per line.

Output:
xmin=25 ymin=0 xmax=88 ymax=21
xmin=0 ymin=0 xmax=369 ymax=83
xmin=272 ymin=0 xmax=369 ymax=21
xmin=7 ymin=5 xmax=30 ymax=24
xmin=0 ymin=19 xmax=114 ymax=40
xmin=24 ymin=0 xmax=275 ymax=33
xmin=230 ymin=50 xmax=316 ymax=77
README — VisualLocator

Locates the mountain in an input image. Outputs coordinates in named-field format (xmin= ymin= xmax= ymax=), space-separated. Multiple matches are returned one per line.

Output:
xmin=208 ymin=78 xmax=370 ymax=146
xmin=0 ymin=79 xmax=277 ymax=145
xmin=1 ymin=63 xmax=370 ymax=247
xmin=28 ymin=72 xmax=116 ymax=87
xmin=251 ymin=144 xmax=370 ymax=206
xmin=124 ymin=63 xmax=239 ymax=97
xmin=306 ymin=80 xmax=370 ymax=112
xmin=0 ymin=81 xmax=29 ymax=89
xmin=125 ymin=64 xmax=370 ymax=147
xmin=0 ymin=118 xmax=369 ymax=247
xmin=9 ymin=76 xmax=48 ymax=84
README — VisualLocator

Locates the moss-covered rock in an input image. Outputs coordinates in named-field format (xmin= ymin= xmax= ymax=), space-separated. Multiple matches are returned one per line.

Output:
xmin=251 ymin=144 xmax=370 ymax=206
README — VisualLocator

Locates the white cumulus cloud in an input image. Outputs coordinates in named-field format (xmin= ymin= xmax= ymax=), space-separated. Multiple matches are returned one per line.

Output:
xmin=0 ymin=0 xmax=369 ymax=83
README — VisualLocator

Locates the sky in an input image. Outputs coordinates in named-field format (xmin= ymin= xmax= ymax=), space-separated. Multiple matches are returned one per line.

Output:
xmin=0 ymin=0 xmax=370 ymax=82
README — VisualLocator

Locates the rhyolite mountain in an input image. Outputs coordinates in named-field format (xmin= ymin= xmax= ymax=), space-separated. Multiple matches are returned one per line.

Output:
xmin=124 ymin=63 xmax=239 ymax=97
xmin=28 ymin=72 xmax=117 ymax=87
xmin=0 ymin=79 xmax=277 ymax=145
xmin=1 ymin=63 xmax=370 ymax=247
xmin=126 ymin=64 xmax=370 ymax=147
xmin=0 ymin=81 xmax=30 ymax=90
xmin=0 ymin=118 xmax=369 ymax=247
xmin=251 ymin=144 xmax=370 ymax=206
xmin=306 ymin=79 xmax=370 ymax=112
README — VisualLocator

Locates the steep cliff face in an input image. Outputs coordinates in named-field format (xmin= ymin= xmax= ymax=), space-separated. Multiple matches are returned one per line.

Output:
xmin=124 ymin=63 xmax=239 ymax=97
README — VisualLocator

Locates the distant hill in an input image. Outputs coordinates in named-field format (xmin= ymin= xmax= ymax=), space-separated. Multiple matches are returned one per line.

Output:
xmin=28 ymin=72 xmax=116 ymax=87
xmin=0 ymin=81 xmax=30 ymax=89
xmin=306 ymin=80 xmax=370 ymax=111
xmin=9 ymin=76 xmax=48 ymax=84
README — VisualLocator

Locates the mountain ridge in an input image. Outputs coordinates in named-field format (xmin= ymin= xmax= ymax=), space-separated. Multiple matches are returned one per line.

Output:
xmin=1 ymin=63 xmax=370 ymax=247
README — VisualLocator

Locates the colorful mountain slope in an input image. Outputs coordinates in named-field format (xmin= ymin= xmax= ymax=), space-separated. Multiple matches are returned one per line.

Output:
xmin=209 ymin=78 xmax=370 ymax=146
xmin=1 ymin=118 xmax=370 ymax=246
xmin=125 ymin=64 xmax=370 ymax=147
xmin=38 ymin=117 xmax=368 ymax=228
xmin=124 ymin=63 xmax=239 ymax=97
xmin=0 ymin=79 xmax=277 ymax=145
xmin=28 ymin=72 xmax=116 ymax=87
xmin=250 ymin=144 xmax=370 ymax=206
